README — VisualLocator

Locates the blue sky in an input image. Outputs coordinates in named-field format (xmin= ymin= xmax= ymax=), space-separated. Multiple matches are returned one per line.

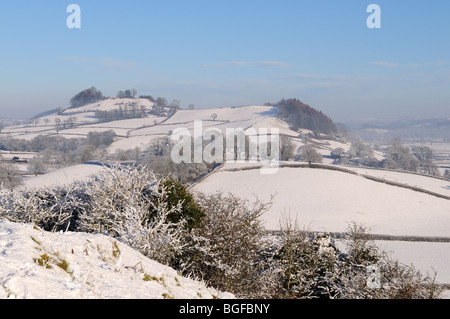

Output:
xmin=0 ymin=0 xmax=449 ymax=122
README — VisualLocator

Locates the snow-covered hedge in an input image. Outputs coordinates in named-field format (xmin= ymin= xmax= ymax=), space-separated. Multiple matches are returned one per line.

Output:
xmin=177 ymin=192 xmax=272 ymax=297
xmin=0 ymin=165 xmax=188 ymax=264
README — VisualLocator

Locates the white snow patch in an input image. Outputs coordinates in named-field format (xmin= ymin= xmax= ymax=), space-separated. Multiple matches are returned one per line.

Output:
xmin=0 ymin=220 xmax=233 ymax=299
xmin=21 ymin=164 xmax=108 ymax=188
xmin=193 ymin=166 xmax=450 ymax=237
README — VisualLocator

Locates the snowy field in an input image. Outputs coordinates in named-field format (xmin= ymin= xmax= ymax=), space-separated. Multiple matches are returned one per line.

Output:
xmin=193 ymin=164 xmax=450 ymax=291
xmin=347 ymin=166 xmax=450 ymax=197
xmin=194 ymin=165 xmax=450 ymax=236
xmin=0 ymin=220 xmax=233 ymax=299
xmin=21 ymin=164 xmax=108 ymax=189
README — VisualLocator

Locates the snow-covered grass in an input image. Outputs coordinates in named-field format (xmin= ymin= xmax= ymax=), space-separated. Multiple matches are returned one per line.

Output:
xmin=373 ymin=241 xmax=450 ymax=285
xmin=21 ymin=164 xmax=108 ymax=189
xmin=0 ymin=219 xmax=233 ymax=299
xmin=347 ymin=166 xmax=450 ymax=197
xmin=108 ymin=135 xmax=166 ymax=153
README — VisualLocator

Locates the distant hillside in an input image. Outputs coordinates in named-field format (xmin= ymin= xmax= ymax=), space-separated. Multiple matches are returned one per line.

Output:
xmin=276 ymin=98 xmax=338 ymax=135
xmin=346 ymin=118 xmax=450 ymax=143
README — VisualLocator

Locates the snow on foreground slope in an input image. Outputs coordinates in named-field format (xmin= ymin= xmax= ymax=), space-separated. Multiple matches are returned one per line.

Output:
xmin=0 ymin=220 xmax=233 ymax=299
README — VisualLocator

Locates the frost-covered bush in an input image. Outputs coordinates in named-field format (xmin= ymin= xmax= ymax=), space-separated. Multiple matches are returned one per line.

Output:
xmin=142 ymin=155 xmax=209 ymax=185
xmin=295 ymin=144 xmax=323 ymax=165
xmin=0 ymin=165 xmax=192 ymax=265
xmin=176 ymin=192 xmax=272 ymax=297
xmin=271 ymin=215 xmax=344 ymax=299
xmin=339 ymin=223 xmax=444 ymax=299
xmin=155 ymin=178 xmax=205 ymax=231
xmin=266 ymin=221 xmax=444 ymax=299
xmin=76 ymin=165 xmax=189 ymax=264
xmin=0 ymin=183 xmax=87 ymax=232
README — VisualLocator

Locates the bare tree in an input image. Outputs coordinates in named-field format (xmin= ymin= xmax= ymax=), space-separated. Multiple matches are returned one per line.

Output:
xmin=296 ymin=144 xmax=323 ymax=165
xmin=279 ymin=135 xmax=295 ymax=161
xmin=0 ymin=162 xmax=23 ymax=191
xmin=28 ymin=156 xmax=47 ymax=176
xmin=170 ymin=100 xmax=181 ymax=110
xmin=76 ymin=144 xmax=97 ymax=163
xmin=382 ymin=138 xmax=419 ymax=172
xmin=55 ymin=118 xmax=63 ymax=133
xmin=32 ymin=118 xmax=41 ymax=127
xmin=66 ymin=116 xmax=77 ymax=129
xmin=411 ymin=146 xmax=440 ymax=176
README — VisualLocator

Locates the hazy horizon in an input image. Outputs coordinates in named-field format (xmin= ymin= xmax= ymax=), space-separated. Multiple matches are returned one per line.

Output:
xmin=1 ymin=1 xmax=449 ymax=123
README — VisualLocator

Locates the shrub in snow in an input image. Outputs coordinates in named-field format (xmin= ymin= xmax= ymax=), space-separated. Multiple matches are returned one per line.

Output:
xmin=76 ymin=165 xmax=189 ymax=265
xmin=338 ymin=223 xmax=444 ymax=299
xmin=176 ymin=192 xmax=272 ymax=297
xmin=270 ymin=221 xmax=444 ymax=299
xmin=242 ymin=217 xmax=444 ymax=299
xmin=273 ymin=215 xmax=343 ymax=299
xmin=444 ymin=169 xmax=450 ymax=180
xmin=0 ymin=165 xmax=192 ymax=266
xmin=0 ymin=183 xmax=87 ymax=232
xmin=155 ymin=178 xmax=205 ymax=231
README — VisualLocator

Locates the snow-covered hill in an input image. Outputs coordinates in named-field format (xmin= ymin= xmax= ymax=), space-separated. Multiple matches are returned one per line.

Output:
xmin=0 ymin=100 xmax=341 ymax=157
xmin=0 ymin=220 xmax=233 ymax=299
xmin=0 ymin=97 xmax=157 ymax=140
